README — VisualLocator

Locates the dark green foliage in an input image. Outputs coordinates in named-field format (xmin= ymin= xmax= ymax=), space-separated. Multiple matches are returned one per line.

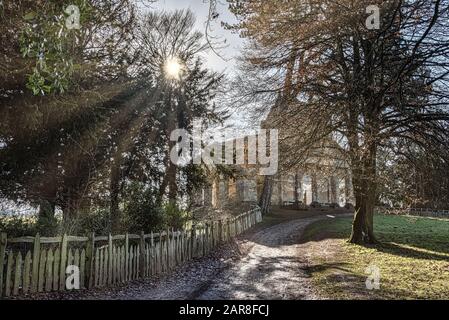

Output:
xmin=70 ymin=210 xmax=112 ymax=236
xmin=163 ymin=202 xmax=190 ymax=231
xmin=1 ymin=7 xmax=224 ymax=236
xmin=122 ymin=183 xmax=166 ymax=234
xmin=0 ymin=214 xmax=38 ymax=237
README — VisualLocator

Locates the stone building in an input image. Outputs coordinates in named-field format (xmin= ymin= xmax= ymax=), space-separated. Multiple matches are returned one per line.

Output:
xmin=192 ymin=136 xmax=354 ymax=210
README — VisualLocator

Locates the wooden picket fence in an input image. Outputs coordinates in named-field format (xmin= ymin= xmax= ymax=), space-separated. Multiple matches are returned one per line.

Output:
xmin=0 ymin=208 xmax=262 ymax=298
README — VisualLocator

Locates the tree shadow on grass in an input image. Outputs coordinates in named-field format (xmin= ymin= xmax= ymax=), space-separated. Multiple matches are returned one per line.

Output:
xmin=303 ymin=262 xmax=414 ymax=300
xmin=303 ymin=232 xmax=449 ymax=262
xmin=299 ymin=217 xmax=449 ymax=261
xmin=370 ymin=242 xmax=449 ymax=262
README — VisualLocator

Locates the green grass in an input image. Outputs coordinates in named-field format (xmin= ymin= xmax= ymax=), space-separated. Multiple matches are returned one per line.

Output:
xmin=302 ymin=214 xmax=449 ymax=300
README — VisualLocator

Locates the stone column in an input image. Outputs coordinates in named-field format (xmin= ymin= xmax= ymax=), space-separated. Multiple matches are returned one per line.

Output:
xmin=311 ymin=173 xmax=319 ymax=202
xmin=278 ymin=175 xmax=283 ymax=206
xmin=330 ymin=176 xmax=338 ymax=204
xmin=212 ymin=178 xmax=220 ymax=208
xmin=345 ymin=174 xmax=354 ymax=204
xmin=244 ymin=178 xmax=258 ymax=202
xmin=228 ymin=178 xmax=237 ymax=202
xmin=204 ymin=185 xmax=213 ymax=207
xmin=236 ymin=179 xmax=245 ymax=203
xmin=220 ymin=178 xmax=230 ymax=206
xmin=295 ymin=172 xmax=304 ymax=203
xmin=192 ymin=188 xmax=204 ymax=207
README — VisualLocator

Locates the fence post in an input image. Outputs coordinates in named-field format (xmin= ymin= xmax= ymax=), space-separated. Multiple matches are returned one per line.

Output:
xmin=166 ymin=229 xmax=171 ymax=270
xmin=30 ymin=233 xmax=40 ymax=293
xmin=149 ymin=232 xmax=154 ymax=275
xmin=125 ymin=233 xmax=129 ymax=281
xmin=86 ymin=232 xmax=95 ymax=289
xmin=59 ymin=234 xmax=68 ymax=291
xmin=218 ymin=220 xmax=223 ymax=243
xmin=108 ymin=234 xmax=113 ymax=285
xmin=0 ymin=233 xmax=7 ymax=297
xmin=139 ymin=231 xmax=145 ymax=278
xmin=210 ymin=222 xmax=215 ymax=248
xmin=203 ymin=224 xmax=208 ymax=255
xmin=205 ymin=223 xmax=210 ymax=254
xmin=190 ymin=225 xmax=196 ymax=258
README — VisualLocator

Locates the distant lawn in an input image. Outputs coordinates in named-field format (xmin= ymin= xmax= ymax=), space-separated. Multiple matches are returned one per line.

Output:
xmin=302 ymin=214 xmax=449 ymax=300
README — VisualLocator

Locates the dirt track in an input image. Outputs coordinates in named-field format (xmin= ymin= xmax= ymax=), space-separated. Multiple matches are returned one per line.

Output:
xmin=77 ymin=210 xmax=335 ymax=300
xmin=26 ymin=210 xmax=345 ymax=300
xmin=195 ymin=217 xmax=322 ymax=300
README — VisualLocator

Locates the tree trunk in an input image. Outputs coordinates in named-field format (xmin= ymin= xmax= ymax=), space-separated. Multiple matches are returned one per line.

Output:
xmin=349 ymin=175 xmax=366 ymax=244
xmin=165 ymin=85 xmax=178 ymax=205
xmin=167 ymin=161 xmax=178 ymax=204
xmin=311 ymin=173 xmax=319 ymax=202
xmin=62 ymin=187 xmax=80 ymax=222
xmin=38 ymin=200 xmax=55 ymax=219
xmin=363 ymin=141 xmax=378 ymax=243
xmin=110 ymin=161 xmax=121 ymax=234
xmin=294 ymin=172 xmax=303 ymax=203
xmin=259 ymin=175 xmax=273 ymax=215
xmin=37 ymin=199 xmax=57 ymax=235
xmin=349 ymin=141 xmax=378 ymax=244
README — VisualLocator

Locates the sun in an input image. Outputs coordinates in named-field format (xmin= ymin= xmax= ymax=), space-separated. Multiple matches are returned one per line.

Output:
xmin=164 ymin=57 xmax=183 ymax=80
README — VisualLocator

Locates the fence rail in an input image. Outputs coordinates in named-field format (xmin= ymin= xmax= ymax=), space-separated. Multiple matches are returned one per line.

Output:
xmin=377 ymin=206 xmax=449 ymax=218
xmin=0 ymin=208 xmax=263 ymax=298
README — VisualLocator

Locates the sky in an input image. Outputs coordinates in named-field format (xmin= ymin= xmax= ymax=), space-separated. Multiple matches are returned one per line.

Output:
xmin=152 ymin=0 xmax=244 ymax=75
xmin=151 ymin=0 xmax=258 ymax=135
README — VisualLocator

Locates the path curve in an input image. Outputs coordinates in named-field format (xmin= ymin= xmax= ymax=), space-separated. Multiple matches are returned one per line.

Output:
xmin=195 ymin=217 xmax=321 ymax=300
xmin=38 ymin=211 xmax=334 ymax=300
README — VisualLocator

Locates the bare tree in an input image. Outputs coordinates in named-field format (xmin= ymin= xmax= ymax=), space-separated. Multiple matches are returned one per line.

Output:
xmin=227 ymin=0 xmax=449 ymax=244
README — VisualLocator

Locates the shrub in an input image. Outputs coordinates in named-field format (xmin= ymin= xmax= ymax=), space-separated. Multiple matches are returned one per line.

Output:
xmin=0 ymin=214 xmax=38 ymax=237
xmin=163 ymin=202 xmax=190 ymax=231
xmin=68 ymin=209 xmax=111 ymax=236
xmin=122 ymin=183 xmax=166 ymax=233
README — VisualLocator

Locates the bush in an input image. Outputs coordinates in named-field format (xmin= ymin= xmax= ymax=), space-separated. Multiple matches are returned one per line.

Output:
xmin=122 ymin=183 xmax=166 ymax=233
xmin=68 ymin=209 xmax=111 ymax=236
xmin=0 ymin=214 xmax=38 ymax=237
xmin=36 ymin=214 xmax=59 ymax=236
xmin=344 ymin=203 xmax=355 ymax=210
xmin=310 ymin=201 xmax=322 ymax=208
xmin=163 ymin=202 xmax=190 ymax=231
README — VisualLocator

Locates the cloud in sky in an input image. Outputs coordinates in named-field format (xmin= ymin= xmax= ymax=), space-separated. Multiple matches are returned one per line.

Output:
xmin=152 ymin=0 xmax=244 ymax=74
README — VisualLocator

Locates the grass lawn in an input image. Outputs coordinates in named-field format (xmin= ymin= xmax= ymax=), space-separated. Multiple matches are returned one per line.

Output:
xmin=301 ymin=214 xmax=449 ymax=300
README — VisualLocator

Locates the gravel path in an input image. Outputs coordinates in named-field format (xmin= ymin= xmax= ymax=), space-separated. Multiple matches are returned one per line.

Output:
xmin=195 ymin=217 xmax=322 ymax=300
xmin=22 ymin=211 xmax=334 ymax=300
xmin=79 ymin=215 xmax=324 ymax=300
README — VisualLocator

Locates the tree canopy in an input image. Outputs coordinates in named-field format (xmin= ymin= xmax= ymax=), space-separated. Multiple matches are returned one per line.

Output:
xmin=227 ymin=0 xmax=449 ymax=243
